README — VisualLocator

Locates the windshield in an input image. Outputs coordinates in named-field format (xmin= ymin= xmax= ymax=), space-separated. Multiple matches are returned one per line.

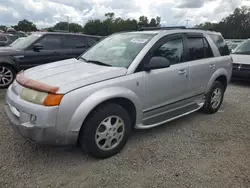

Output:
xmin=232 ymin=40 xmax=250 ymax=54
xmin=9 ymin=38 xmax=25 ymax=47
xmin=81 ymin=33 xmax=155 ymax=68
xmin=11 ymin=34 xmax=41 ymax=49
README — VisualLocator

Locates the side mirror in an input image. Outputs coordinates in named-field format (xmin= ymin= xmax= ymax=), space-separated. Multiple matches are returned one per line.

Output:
xmin=33 ymin=43 xmax=43 ymax=51
xmin=145 ymin=56 xmax=171 ymax=71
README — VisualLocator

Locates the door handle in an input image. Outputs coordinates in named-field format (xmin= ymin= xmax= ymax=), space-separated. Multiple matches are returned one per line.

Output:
xmin=209 ymin=64 xmax=216 ymax=69
xmin=178 ymin=69 xmax=187 ymax=75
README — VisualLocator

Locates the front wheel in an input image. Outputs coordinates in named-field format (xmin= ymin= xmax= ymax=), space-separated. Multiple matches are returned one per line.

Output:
xmin=201 ymin=81 xmax=225 ymax=114
xmin=0 ymin=65 xmax=16 ymax=89
xmin=79 ymin=103 xmax=132 ymax=159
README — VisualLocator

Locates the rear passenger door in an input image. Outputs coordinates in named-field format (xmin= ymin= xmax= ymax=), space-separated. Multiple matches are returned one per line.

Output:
xmin=60 ymin=35 xmax=88 ymax=60
xmin=185 ymin=33 xmax=216 ymax=96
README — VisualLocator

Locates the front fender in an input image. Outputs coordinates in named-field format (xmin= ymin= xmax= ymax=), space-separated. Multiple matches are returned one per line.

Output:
xmin=0 ymin=56 xmax=19 ymax=71
xmin=68 ymin=87 xmax=143 ymax=132
xmin=205 ymin=68 xmax=230 ymax=93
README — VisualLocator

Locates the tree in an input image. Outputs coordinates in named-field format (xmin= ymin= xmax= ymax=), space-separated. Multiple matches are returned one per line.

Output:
xmin=149 ymin=18 xmax=157 ymax=27
xmin=195 ymin=6 xmax=250 ymax=39
xmin=53 ymin=22 xmax=69 ymax=31
xmin=156 ymin=16 xmax=161 ymax=26
xmin=138 ymin=16 xmax=148 ymax=27
xmin=13 ymin=19 xmax=37 ymax=32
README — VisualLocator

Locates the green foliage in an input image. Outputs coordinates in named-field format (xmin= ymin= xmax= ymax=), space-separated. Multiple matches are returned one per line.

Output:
xmin=195 ymin=6 xmax=250 ymax=39
xmin=13 ymin=19 xmax=37 ymax=32
xmin=83 ymin=13 xmax=160 ymax=36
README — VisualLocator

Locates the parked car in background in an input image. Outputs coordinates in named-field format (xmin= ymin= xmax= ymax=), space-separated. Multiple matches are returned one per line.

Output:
xmin=0 ymin=32 xmax=102 ymax=88
xmin=0 ymin=34 xmax=17 ymax=46
xmin=231 ymin=39 xmax=250 ymax=80
xmin=5 ymin=28 xmax=232 ymax=158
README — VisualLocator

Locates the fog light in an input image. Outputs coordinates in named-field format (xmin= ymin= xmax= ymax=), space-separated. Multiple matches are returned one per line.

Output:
xmin=30 ymin=114 xmax=37 ymax=124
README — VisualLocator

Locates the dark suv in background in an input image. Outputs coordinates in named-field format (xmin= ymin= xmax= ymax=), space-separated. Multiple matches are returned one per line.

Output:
xmin=0 ymin=34 xmax=15 ymax=46
xmin=0 ymin=32 xmax=102 ymax=88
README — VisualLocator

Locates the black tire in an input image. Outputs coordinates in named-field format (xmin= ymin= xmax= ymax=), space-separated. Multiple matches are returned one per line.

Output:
xmin=0 ymin=64 xmax=16 ymax=89
xmin=201 ymin=81 xmax=225 ymax=114
xmin=79 ymin=103 xmax=132 ymax=159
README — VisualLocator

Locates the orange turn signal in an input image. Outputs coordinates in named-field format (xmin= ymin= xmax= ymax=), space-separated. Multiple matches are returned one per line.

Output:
xmin=43 ymin=94 xmax=64 ymax=106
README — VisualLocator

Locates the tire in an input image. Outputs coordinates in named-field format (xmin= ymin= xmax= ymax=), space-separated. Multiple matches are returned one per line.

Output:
xmin=79 ymin=103 xmax=132 ymax=159
xmin=201 ymin=81 xmax=225 ymax=114
xmin=0 ymin=65 xmax=16 ymax=89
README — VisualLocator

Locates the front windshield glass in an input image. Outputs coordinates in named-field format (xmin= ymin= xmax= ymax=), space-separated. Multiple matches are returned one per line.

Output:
xmin=11 ymin=33 xmax=41 ymax=49
xmin=9 ymin=38 xmax=24 ymax=47
xmin=233 ymin=40 xmax=250 ymax=54
xmin=81 ymin=33 xmax=155 ymax=68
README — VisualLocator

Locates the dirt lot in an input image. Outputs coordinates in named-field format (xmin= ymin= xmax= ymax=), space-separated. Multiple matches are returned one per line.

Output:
xmin=0 ymin=82 xmax=249 ymax=188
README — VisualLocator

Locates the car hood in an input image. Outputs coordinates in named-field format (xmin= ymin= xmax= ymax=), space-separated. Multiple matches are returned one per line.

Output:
xmin=23 ymin=58 xmax=127 ymax=93
xmin=0 ymin=46 xmax=24 ymax=56
xmin=231 ymin=54 xmax=250 ymax=65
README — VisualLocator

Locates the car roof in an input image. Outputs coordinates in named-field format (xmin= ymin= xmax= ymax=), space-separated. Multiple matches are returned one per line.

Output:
xmin=34 ymin=32 xmax=103 ymax=38
xmin=130 ymin=29 xmax=221 ymax=35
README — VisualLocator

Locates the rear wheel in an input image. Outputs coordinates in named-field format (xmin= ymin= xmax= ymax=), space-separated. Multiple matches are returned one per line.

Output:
xmin=79 ymin=103 xmax=132 ymax=159
xmin=201 ymin=81 xmax=225 ymax=114
xmin=0 ymin=65 xmax=16 ymax=88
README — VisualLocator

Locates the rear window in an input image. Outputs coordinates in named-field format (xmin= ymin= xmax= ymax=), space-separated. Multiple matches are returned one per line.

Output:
xmin=61 ymin=35 xmax=87 ymax=48
xmin=209 ymin=34 xmax=230 ymax=56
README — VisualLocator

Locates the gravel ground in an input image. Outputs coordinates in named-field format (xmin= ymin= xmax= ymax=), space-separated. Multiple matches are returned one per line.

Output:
xmin=0 ymin=81 xmax=250 ymax=188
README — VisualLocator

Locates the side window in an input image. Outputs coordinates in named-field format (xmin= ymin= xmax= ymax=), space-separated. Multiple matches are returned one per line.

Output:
xmin=209 ymin=34 xmax=230 ymax=56
xmin=38 ymin=35 xmax=61 ymax=50
xmin=61 ymin=35 xmax=87 ymax=49
xmin=153 ymin=38 xmax=184 ymax=65
xmin=203 ymin=38 xmax=214 ymax=58
xmin=186 ymin=37 xmax=205 ymax=61
xmin=0 ymin=36 xmax=7 ymax=42
xmin=86 ymin=37 xmax=98 ymax=46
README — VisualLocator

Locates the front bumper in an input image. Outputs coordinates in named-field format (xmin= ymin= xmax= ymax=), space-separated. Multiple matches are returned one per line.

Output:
xmin=4 ymin=84 xmax=78 ymax=145
xmin=232 ymin=63 xmax=250 ymax=80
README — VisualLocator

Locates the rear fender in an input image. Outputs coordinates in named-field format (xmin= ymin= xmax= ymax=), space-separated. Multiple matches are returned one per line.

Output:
xmin=68 ymin=87 xmax=143 ymax=132
xmin=205 ymin=68 xmax=229 ymax=93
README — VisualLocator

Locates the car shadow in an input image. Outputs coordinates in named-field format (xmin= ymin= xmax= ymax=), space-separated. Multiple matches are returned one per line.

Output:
xmin=230 ymin=79 xmax=250 ymax=87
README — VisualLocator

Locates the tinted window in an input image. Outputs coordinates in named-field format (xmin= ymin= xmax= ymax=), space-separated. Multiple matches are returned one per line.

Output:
xmin=86 ymin=37 xmax=98 ymax=46
xmin=61 ymin=35 xmax=86 ymax=48
xmin=209 ymin=34 xmax=230 ymax=56
xmin=154 ymin=38 xmax=184 ymax=64
xmin=187 ymin=38 xmax=205 ymax=61
xmin=0 ymin=36 xmax=7 ymax=42
xmin=203 ymin=38 xmax=214 ymax=58
xmin=39 ymin=35 xmax=61 ymax=50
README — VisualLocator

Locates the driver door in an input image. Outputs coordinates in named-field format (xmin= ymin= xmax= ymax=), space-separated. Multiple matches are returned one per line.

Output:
xmin=142 ymin=34 xmax=190 ymax=124
xmin=20 ymin=34 xmax=62 ymax=69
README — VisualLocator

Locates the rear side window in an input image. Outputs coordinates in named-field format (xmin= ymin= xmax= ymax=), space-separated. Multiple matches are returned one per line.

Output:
xmin=209 ymin=34 xmax=230 ymax=56
xmin=61 ymin=35 xmax=87 ymax=48
xmin=186 ymin=38 xmax=205 ymax=61
xmin=0 ymin=36 xmax=7 ymax=42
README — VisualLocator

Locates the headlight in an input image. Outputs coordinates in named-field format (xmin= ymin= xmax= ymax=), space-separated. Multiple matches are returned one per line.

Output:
xmin=20 ymin=88 xmax=64 ymax=106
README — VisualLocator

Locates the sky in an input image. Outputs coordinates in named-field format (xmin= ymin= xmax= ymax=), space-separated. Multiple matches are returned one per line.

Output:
xmin=0 ymin=0 xmax=250 ymax=28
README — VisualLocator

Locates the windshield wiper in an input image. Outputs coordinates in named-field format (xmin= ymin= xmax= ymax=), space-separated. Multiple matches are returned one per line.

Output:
xmin=79 ymin=57 xmax=89 ymax=62
xmin=87 ymin=60 xmax=112 ymax=67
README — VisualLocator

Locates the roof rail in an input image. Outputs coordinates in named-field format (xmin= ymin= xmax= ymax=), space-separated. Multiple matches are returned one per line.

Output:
xmin=138 ymin=26 xmax=186 ymax=31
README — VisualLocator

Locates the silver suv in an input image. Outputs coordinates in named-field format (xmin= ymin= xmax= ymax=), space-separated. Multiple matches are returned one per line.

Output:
xmin=5 ymin=29 xmax=232 ymax=158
